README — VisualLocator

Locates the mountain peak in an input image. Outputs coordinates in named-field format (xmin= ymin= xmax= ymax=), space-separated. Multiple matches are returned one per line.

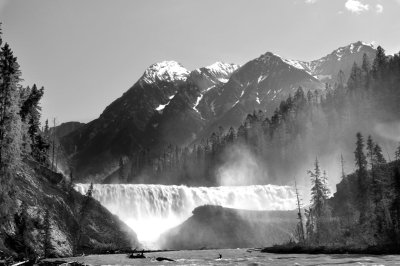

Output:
xmin=331 ymin=41 xmax=375 ymax=61
xmin=141 ymin=60 xmax=190 ymax=84
xmin=205 ymin=61 xmax=240 ymax=71
xmin=203 ymin=62 xmax=240 ymax=77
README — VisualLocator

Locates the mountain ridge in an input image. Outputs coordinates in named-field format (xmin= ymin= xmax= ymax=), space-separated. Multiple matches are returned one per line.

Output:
xmin=60 ymin=41 xmax=376 ymax=182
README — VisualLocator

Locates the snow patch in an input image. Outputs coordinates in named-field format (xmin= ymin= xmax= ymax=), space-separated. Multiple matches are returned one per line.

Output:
xmin=218 ymin=78 xmax=229 ymax=83
xmin=193 ymin=94 xmax=203 ymax=113
xmin=142 ymin=61 xmax=189 ymax=84
xmin=156 ymin=103 xmax=169 ymax=112
xmin=282 ymin=58 xmax=305 ymax=70
xmin=257 ymin=75 xmax=268 ymax=83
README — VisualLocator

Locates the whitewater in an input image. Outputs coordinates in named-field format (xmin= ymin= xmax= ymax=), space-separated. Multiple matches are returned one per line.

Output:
xmin=75 ymin=184 xmax=296 ymax=247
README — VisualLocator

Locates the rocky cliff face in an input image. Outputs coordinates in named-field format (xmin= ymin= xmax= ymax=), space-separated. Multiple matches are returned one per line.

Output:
xmin=0 ymin=160 xmax=140 ymax=257
xmin=159 ymin=205 xmax=296 ymax=249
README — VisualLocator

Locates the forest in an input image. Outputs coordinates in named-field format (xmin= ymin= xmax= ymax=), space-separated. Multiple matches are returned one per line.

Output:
xmin=122 ymin=46 xmax=400 ymax=187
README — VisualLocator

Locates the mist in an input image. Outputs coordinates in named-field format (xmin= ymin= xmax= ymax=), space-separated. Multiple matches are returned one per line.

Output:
xmin=217 ymin=144 xmax=266 ymax=186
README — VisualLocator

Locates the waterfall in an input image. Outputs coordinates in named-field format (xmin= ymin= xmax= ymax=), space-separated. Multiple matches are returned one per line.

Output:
xmin=75 ymin=184 xmax=296 ymax=248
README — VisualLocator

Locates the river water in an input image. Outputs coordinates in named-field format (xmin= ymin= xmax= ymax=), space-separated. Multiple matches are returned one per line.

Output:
xmin=54 ymin=249 xmax=400 ymax=265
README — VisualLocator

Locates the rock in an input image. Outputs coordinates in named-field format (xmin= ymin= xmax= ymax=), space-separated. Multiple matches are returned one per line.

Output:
xmin=0 ymin=160 xmax=140 ymax=257
xmin=160 ymin=205 xmax=297 ymax=249
xmin=156 ymin=257 xmax=175 ymax=262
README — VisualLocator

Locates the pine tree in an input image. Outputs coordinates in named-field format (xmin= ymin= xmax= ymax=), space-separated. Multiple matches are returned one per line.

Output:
xmin=395 ymin=143 xmax=400 ymax=161
xmin=321 ymin=170 xmax=330 ymax=198
xmin=373 ymin=144 xmax=386 ymax=165
xmin=354 ymin=132 xmax=368 ymax=223
xmin=366 ymin=135 xmax=375 ymax=169
xmin=294 ymin=179 xmax=305 ymax=243
xmin=308 ymin=158 xmax=327 ymax=243
xmin=19 ymin=84 xmax=48 ymax=163
xmin=0 ymin=28 xmax=23 ymax=222
xmin=309 ymin=158 xmax=325 ymax=216
xmin=372 ymin=46 xmax=387 ymax=80
xmin=354 ymin=133 xmax=367 ymax=175
xmin=340 ymin=154 xmax=346 ymax=179
xmin=347 ymin=63 xmax=362 ymax=91
xmin=361 ymin=53 xmax=371 ymax=88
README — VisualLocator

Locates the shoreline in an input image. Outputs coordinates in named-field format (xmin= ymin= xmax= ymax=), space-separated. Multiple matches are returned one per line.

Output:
xmin=261 ymin=244 xmax=400 ymax=255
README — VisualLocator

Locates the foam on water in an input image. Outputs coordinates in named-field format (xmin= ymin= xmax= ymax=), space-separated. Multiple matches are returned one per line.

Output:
xmin=75 ymin=184 xmax=296 ymax=247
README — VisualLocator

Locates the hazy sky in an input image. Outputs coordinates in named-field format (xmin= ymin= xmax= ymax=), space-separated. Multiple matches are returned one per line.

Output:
xmin=1 ymin=0 xmax=399 ymax=123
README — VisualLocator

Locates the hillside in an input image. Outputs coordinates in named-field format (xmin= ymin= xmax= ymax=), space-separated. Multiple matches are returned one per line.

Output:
xmin=0 ymin=160 xmax=140 ymax=257
xmin=159 ymin=205 xmax=296 ymax=250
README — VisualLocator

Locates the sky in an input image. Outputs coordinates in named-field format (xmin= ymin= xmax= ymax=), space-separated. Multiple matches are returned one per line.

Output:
xmin=0 ymin=0 xmax=399 ymax=123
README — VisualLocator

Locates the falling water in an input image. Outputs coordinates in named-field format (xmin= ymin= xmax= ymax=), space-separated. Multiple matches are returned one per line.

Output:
xmin=75 ymin=184 xmax=296 ymax=248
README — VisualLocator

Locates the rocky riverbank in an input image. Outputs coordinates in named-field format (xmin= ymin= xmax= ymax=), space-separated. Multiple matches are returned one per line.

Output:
xmin=0 ymin=160 xmax=140 ymax=258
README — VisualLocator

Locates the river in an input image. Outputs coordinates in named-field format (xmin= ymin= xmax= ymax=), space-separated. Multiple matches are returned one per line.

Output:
xmin=49 ymin=249 xmax=400 ymax=265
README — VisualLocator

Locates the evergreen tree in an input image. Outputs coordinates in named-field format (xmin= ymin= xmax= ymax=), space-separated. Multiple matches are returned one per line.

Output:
xmin=366 ymin=135 xmax=375 ymax=169
xmin=347 ymin=63 xmax=362 ymax=91
xmin=340 ymin=154 xmax=346 ymax=179
xmin=361 ymin=53 xmax=371 ymax=88
xmin=395 ymin=143 xmax=400 ymax=161
xmin=307 ymin=158 xmax=328 ymax=243
xmin=372 ymin=46 xmax=387 ymax=80
xmin=373 ymin=144 xmax=386 ymax=165
xmin=354 ymin=132 xmax=368 ymax=223
xmin=354 ymin=133 xmax=367 ymax=175
xmin=19 ymin=84 xmax=48 ymax=163
xmin=308 ymin=158 xmax=325 ymax=216
xmin=321 ymin=170 xmax=330 ymax=198
xmin=0 ymin=28 xmax=23 ymax=222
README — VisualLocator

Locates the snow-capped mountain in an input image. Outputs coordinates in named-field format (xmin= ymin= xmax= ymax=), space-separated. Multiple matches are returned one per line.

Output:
xmin=293 ymin=41 xmax=376 ymax=81
xmin=189 ymin=62 xmax=239 ymax=92
xmin=140 ymin=61 xmax=189 ymax=85
xmin=61 ymin=42 xmax=376 ymax=182
xmin=193 ymin=52 xmax=323 ymax=139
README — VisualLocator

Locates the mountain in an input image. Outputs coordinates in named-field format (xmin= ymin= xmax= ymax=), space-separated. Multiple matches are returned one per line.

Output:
xmin=61 ymin=42 xmax=376 ymax=182
xmin=299 ymin=41 xmax=376 ymax=81
xmin=159 ymin=205 xmax=296 ymax=249
xmin=53 ymin=122 xmax=85 ymax=139
xmin=61 ymin=61 xmax=191 ymax=180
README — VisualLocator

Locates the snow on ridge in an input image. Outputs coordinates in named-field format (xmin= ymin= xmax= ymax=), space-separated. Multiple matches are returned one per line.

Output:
xmin=361 ymin=41 xmax=375 ymax=48
xmin=281 ymin=58 xmax=305 ymax=70
xmin=206 ymin=62 xmax=240 ymax=73
xmin=142 ymin=61 xmax=189 ymax=84
xmin=193 ymin=94 xmax=203 ymax=113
